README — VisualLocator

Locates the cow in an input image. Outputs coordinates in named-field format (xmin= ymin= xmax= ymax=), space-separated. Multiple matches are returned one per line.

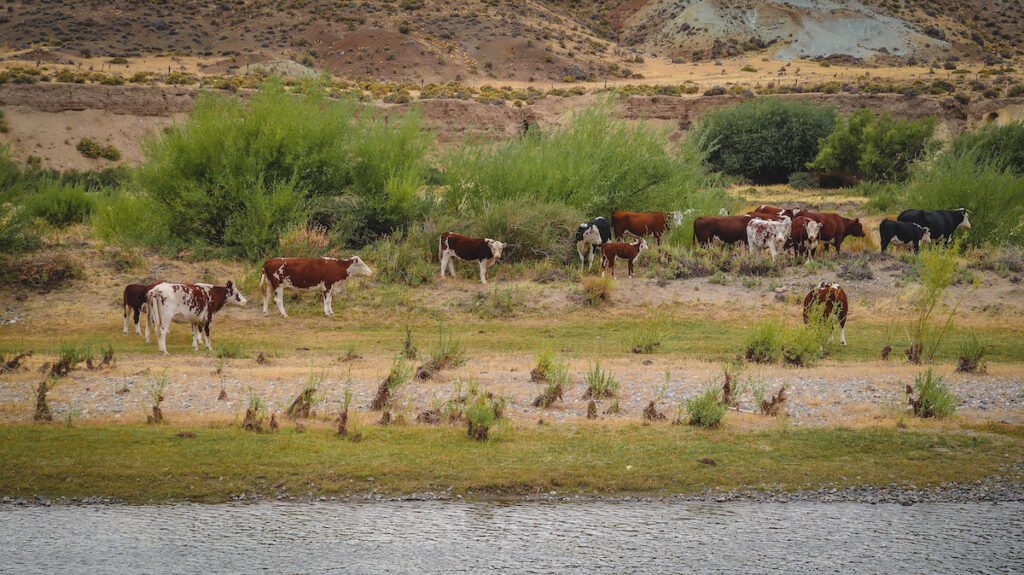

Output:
xmin=439 ymin=232 xmax=507 ymax=284
xmin=747 ymin=216 xmax=791 ymax=260
xmin=575 ymin=216 xmax=612 ymax=270
xmin=693 ymin=215 xmax=753 ymax=247
xmin=897 ymin=208 xmax=971 ymax=245
xmin=880 ymin=219 xmax=932 ymax=253
xmin=789 ymin=216 xmax=822 ymax=258
xmin=803 ymin=281 xmax=849 ymax=346
xmin=123 ymin=282 xmax=160 ymax=336
xmin=753 ymin=205 xmax=802 ymax=219
xmin=798 ymin=212 xmax=865 ymax=254
xmin=145 ymin=281 xmax=247 ymax=355
xmin=260 ymin=256 xmax=373 ymax=318
xmin=601 ymin=238 xmax=648 ymax=278
xmin=611 ymin=211 xmax=683 ymax=245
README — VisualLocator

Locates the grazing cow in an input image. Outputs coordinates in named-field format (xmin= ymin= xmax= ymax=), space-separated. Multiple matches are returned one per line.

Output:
xmin=123 ymin=282 xmax=160 ymax=336
xmin=799 ymin=212 xmax=866 ymax=254
xmin=601 ymin=238 xmax=649 ymax=278
xmin=880 ymin=219 xmax=932 ymax=253
xmin=575 ymin=216 xmax=612 ymax=270
xmin=146 ymin=281 xmax=247 ymax=355
xmin=803 ymin=281 xmax=849 ymax=346
xmin=747 ymin=217 xmax=792 ymax=260
xmin=611 ymin=211 xmax=683 ymax=245
xmin=260 ymin=256 xmax=373 ymax=318
xmin=897 ymin=208 xmax=971 ymax=245
xmin=439 ymin=232 xmax=507 ymax=284
xmin=693 ymin=215 xmax=753 ymax=247
xmin=789 ymin=216 xmax=822 ymax=258
xmin=753 ymin=205 xmax=802 ymax=219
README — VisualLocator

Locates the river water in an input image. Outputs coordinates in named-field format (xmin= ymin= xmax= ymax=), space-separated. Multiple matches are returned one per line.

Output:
xmin=1 ymin=500 xmax=1022 ymax=574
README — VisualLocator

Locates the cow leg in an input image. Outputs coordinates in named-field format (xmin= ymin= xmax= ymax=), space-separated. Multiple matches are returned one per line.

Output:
xmin=191 ymin=324 xmax=200 ymax=351
xmin=204 ymin=322 xmax=213 ymax=351
xmin=262 ymin=280 xmax=272 ymax=315
xmin=448 ymin=256 xmax=457 ymax=278
xmin=628 ymin=258 xmax=634 ymax=279
xmin=577 ymin=241 xmax=587 ymax=269
xmin=912 ymin=240 xmax=919 ymax=254
xmin=839 ymin=323 xmax=847 ymax=346
xmin=323 ymin=289 xmax=333 ymax=316
xmin=478 ymin=260 xmax=488 ymax=284
xmin=274 ymin=286 xmax=288 ymax=318
xmin=157 ymin=321 xmax=169 ymax=355
xmin=439 ymin=251 xmax=448 ymax=279
xmin=123 ymin=304 xmax=130 ymax=335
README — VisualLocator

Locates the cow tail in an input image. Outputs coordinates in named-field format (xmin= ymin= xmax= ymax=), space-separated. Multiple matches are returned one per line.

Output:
xmin=258 ymin=270 xmax=266 ymax=290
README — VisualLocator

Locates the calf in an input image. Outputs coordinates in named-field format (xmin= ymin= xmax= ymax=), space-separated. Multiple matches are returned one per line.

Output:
xmin=747 ymin=217 xmax=791 ymax=260
xmin=123 ymin=282 xmax=160 ymax=336
xmin=601 ymin=238 xmax=649 ymax=278
xmin=789 ymin=216 xmax=822 ymax=258
xmin=799 ymin=212 xmax=865 ymax=254
xmin=261 ymin=256 xmax=373 ymax=318
xmin=803 ymin=281 xmax=849 ymax=346
xmin=611 ymin=211 xmax=683 ymax=245
xmin=693 ymin=215 xmax=753 ymax=247
xmin=897 ymin=208 xmax=970 ymax=245
xmin=146 ymin=281 xmax=247 ymax=355
xmin=880 ymin=219 xmax=931 ymax=253
xmin=575 ymin=216 xmax=612 ymax=270
xmin=439 ymin=232 xmax=507 ymax=284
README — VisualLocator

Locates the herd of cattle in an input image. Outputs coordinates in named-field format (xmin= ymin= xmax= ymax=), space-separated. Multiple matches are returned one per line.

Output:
xmin=121 ymin=206 xmax=971 ymax=354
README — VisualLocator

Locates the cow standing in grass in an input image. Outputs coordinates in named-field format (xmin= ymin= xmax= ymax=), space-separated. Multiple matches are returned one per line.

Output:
xmin=803 ymin=282 xmax=849 ymax=346
xmin=146 ymin=281 xmax=247 ymax=355
xmin=747 ymin=216 xmax=791 ymax=260
xmin=260 ymin=256 xmax=373 ymax=318
xmin=575 ymin=216 xmax=612 ymax=270
xmin=123 ymin=282 xmax=160 ymax=336
xmin=897 ymin=208 xmax=971 ymax=245
xmin=601 ymin=238 xmax=648 ymax=278
xmin=439 ymin=232 xmax=507 ymax=284
xmin=789 ymin=216 xmax=822 ymax=258
xmin=799 ymin=212 xmax=866 ymax=254
xmin=611 ymin=211 xmax=683 ymax=245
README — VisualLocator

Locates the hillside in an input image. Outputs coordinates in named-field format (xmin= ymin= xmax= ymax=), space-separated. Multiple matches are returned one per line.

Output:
xmin=0 ymin=1 xmax=1021 ymax=86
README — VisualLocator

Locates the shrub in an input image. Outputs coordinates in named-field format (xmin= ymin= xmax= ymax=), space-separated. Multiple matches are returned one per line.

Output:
xmin=242 ymin=389 xmax=268 ymax=431
xmin=22 ymin=180 xmax=95 ymax=227
xmin=0 ymin=203 xmax=41 ymax=253
xmin=946 ymin=122 xmax=1024 ymax=175
xmin=809 ymin=110 xmax=936 ymax=183
xmin=145 ymin=371 xmax=169 ymax=424
xmin=906 ymin=243 xmax=961 ymax=363
xmin=92 ymin=191 xmax=174 ymax=248
xmin=787 ymin=171 xmax=817 ymax=190
xmin=465 ymin=393 xmax=502 ymax=440
xmin=215 ymin=340 xmax=248 ymax=359
xmin=907 ymin=369 xmax=957 ymax=418
xmin=362 ymin=224 xmax=436 ymax=287
xmin=956 ymin=332 xmax=987 ymax=373
xmin=685 ymin=388 xmax=726 ymax=428
xmin=421 ymin=326 xmax=467 ymax=376
xmin=371 ymin=356 xmax=412 ymax=411
xmin=745 ymin=319 xmax=784 ymax=364
xmin=580 ymin=276 xmax=613 ymax=306
xmin=533 ymin=359 xmax=570 ymax=408
xmin=75 ymin=138 xmax=103 ymax=159
xmin=692 ymin=98 xmax=836 ymax=183
xmin=583 ymin=362 xmax=618 ymax=399
xmin=2 ymin=253 xmax=83 ymax=292
xmin=286 ymin=370 xmax=325 ymax=418
xmin=278 ymin=221 xmax=332 ymax=258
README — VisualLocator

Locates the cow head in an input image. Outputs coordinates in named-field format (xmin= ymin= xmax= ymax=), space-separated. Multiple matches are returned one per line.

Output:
xmin=848 ymin=218 xmax=865 ymax=237
xmin=669 ymin=211 xmax=685 ymax=227
xmin=581 ymin=224 xmax=602 ymax=246
xmin=804 ymin=219 xmax=822 ymax=251
xmin=771 ymin=221 xmax=789 ymax=252
xmin=916 ymin=224 xmax=933 ymax=244
xmin=347 ymin=256 xmax=373 ymax=277
xmin=634 ymin=238 xmax=649 ymax=252
xmin=225 ymin=281 xmax=248 ymax=306
xmin=485 ymin=238 xmax=506 ymax=260
xmin=957 ymin=208 xmax=972 ymax=230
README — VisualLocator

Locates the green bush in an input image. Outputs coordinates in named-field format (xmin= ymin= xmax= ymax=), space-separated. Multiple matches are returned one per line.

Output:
xmin=946 ymin=122 xmax=1024 ymax=175
xmin=362 ymin=224 xmax=436 ymax=286
xmin=685 ymin=388 xmax=726 ymax=428
xmin=0 ymin=202 xmax=42 ymax=253
xmin=583 ymin=362 xmax=619 ymax=399
xmin=692 ymin=98 xmax=836 ymax=183
xmin=22 ymin=180 xmax=96 ymax=227
xmin=745 ymin=319 xmax=784 ymax=363
xmin=809 ymin=110 xmax=936 ymax=182
xmin=92 ymin=191 xmax=174 ymax=248
xmin=908 ymin=369 xmax=957 ymax=418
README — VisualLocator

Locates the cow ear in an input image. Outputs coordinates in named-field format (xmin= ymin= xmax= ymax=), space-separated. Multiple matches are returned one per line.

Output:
xmin=226 ymin=280 xmax=234 ymax=289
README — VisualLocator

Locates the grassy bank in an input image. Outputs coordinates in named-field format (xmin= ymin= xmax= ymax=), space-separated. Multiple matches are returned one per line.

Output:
xmin=1 ymin=423 xmax=1020 ymax=503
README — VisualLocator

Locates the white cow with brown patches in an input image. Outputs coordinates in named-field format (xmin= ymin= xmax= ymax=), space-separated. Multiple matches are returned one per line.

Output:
xmin=146 ymin=281 xmax=247 ymax=355
xmin=747 ymin=216 xmax=791 ymax=261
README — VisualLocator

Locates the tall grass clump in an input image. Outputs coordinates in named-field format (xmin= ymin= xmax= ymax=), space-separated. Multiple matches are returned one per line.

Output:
xmin=627 ymin=319 xmax=670 ymax=354
xmin=902 ymin=153 xmax=1024 ymax=247
xmin=0 ymin=202 xmax=41 ymax=253
xmin=906 ymin=369 xmax=957 ymax=418
xmin=583 ymin=362 xmax=618 ymax=399
xmin=443 ymin=101 xmax=729 ymax=242
xmin=692 ymin=98 xmax=836 ymax=183
xmin=417 ymin=326 xmax=467 ymax=379
xmin=135 ymin=79 xmax=433 ymax=258
xmin=946 ymin=122 xmax=1024 ymax=175
xmin=684 ymin=388 xmax=726 ymax=428
xmin=809 ymin=110 xmax=936 ymax=182
xmin=465 ymin=393 xmax=503 ymax=440
xmin=22 ymin=180 xmax=96 ymax=227
xmin=532 ymin=357 xmax=570 ymax=408
xmin=744 ymin=319 xmax=784 ymax=364
xmin=371 ymin=356 xmax=412 ymax=412
xmin=286 ymin=370 xmax=325 ymax=418
xmin=956 ymin=332 xmax=987 ymax=374
xmin=145 ymin=370 xmax=168 ymax=424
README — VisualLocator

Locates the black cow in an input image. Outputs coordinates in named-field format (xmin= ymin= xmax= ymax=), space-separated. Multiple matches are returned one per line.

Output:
xmin=880 ymin=219 xmax=932 ymax=253
xmin=575 ymin=216 xmax=612 ymax=270
xmin=897 ymin=209 xmax=971 ymax=245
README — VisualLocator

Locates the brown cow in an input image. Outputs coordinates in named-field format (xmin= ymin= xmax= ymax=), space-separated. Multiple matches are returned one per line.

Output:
xmin=799 ymin=212 xmax=865 ymax=254
xmin=789 ymin=216 xmax=822 ymax=258
xmin=601 ymin=238 xmax=649 ymax=278
xmin=693 ymin=215 xmax=753 ymax=247
xmin=439 ymin=232 xmax=507 ymax=284
xmin=261 ymin=256 xmax=373 ymax=317
xmin=611 ymin=211 xmax=683 ymax=245
xmin=123 ymin=282 xmax=161 ymax=336
xmin=803 ymin=281 xmax=849 ymax=346
xmin=754 ymin=205 xmax=801 ymax=219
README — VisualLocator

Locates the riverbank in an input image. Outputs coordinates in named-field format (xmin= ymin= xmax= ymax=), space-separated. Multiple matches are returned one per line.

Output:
xmin=2 ymin=422 xmax=1022 ymax=504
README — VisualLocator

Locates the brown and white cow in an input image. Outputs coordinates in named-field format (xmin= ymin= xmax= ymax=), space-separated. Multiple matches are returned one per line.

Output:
xmin=439 ymin=232 xmax=507 ymax=284
xmin=789 ymin=216 xmax=822 ymax=258
xmin=747 ymin=216 xmax=791 ymax=260
xmin=260 ymin=256 xmax=373 ymax=318
xmin=601 ymin=237 xmax=648 ymax=279
xmin=799 ymin=212 xmax=866 ymax=254
xmin=753 ymin=205 xmax=801 ymax=219
xmin=693 ymin=215 xmax=753 ymax=247
xmin=145 ymin=281 xmax=247 ymax=355
xmin=803 ymin=281 xmax=849 ymax=346
xmin=611 ymin=211 xmax=683 ymax=245
xmin=123 ymin=282 xmax=160 ymax=336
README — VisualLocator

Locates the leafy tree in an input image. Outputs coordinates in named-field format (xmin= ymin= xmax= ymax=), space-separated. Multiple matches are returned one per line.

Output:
xmin=809 ymin=110 xmax=935 ymax=182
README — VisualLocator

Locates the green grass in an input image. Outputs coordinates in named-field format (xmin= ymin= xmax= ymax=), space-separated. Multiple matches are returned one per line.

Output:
xmin=0 ymin=423 xmax=1019 ymax=503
